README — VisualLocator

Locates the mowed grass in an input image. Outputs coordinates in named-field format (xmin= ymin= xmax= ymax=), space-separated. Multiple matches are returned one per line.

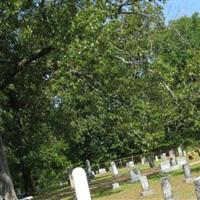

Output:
xmin=37 ymin=154 xmax=200 ymax=200
xmin=92 ymin=164 xmax=200 ymax=200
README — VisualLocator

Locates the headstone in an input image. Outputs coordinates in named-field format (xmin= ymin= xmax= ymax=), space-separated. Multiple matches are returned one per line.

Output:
xmin=160 ymin=161 xmax=171 ymax=173
xmin=86 ymin=160 xmax=91 ymax=173
xmin=177 ymin=146 xmax=183 ymax=157
xmin=169 ymin=158 xmax=177 ymax=167
xmin=69 ymin=172 xmax=74 ymax=188
xmin=169 ymin=150 xmax=175 ymax=158
xmin=176 ymin=157 xmax=187 ymax=166
xmin=112 ymin=182 xmax=120 ymax=190
xmin=155 ymin=155 xmax=159 ymax=162
xmin=111 ymin=161 xmax=119 ymax=176
xmin=98 ymin=168 xmax=106 ymax=174
xmin=72 ymin=167 xmax=92 ymax=200
xmin=195 ymin=177 xmax=200 ymax=200
xmin=182 ymin=163 xmax=193 ymax=183
xmin=130 ymin=168 xmax=141 ymax=183
xmin=141 ymin=157 xmax=145 ymax=164
xmin=161 ymin=177 xmax=175 ymax=200
xmin=126 ymin=161 xmax=135 ymax=168
xmin=147 ymin=156 xmax=155 ymax=168
xmin=161 ymin=153 xmax=167 ymax=161
xmin=139 ymin=176 xmax=153 ymax=196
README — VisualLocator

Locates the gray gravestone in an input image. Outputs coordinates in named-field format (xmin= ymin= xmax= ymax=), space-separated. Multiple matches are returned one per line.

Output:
xmin=86 ymin=160 xmax=91 ymax=173
xmin=182 ymin=163 xmax=193 ymax=183
xmin=195 ymin=177 xmax=200 ymax=200
xmin=170 ymin=158 xmax=177 ymax=167
xmin=161 ymin=177 xmax=175 ymax=200
xmin=139 ymin=176 xmax=153 ymax=196
xmin=177 ymin=146 xmax=183 ymax=157
xmin=130 ymin=168 xmax=141 ymax=182
xmin=112 ymin=182 xmax=120 ymax=190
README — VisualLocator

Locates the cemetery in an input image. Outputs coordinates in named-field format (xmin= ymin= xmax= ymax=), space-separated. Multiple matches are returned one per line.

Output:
xmin=1 ymin=1 xmax=200 ymax=200
xmin=33 ymin=149 xmax=200 ymax=200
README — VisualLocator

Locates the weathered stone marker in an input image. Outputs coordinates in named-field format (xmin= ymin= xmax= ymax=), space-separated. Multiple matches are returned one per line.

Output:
xmin=161 ymin=177 xmax=175 ymax=200
xmin=176 ymin=156 xmax=187 ymax=166
xmin=194 ymin=177 xmax=200 ymax=200
xmin=161 ymin=153 xmax=167 ymax=161
xmin=155 ymin=155 xmax=159 ymax=162
xmin=130 ymin=168 xmax=141 ymax=183
xmin=182 ymin=163 xmax=193 ymax=183
xmin=139 ymin=176 xmax=153 ymax=196
xmin=111 ymin=161 xmax=119 ymax=176
xmin=72 ymin=167 xmax=92 ymax=200
xmin=160 ymin=161 xmax=171 ymax=173
xmin=86 ymin=159 xmax=91 ymax=173
xmin=177 ymin=146 xmax=183 ymax=157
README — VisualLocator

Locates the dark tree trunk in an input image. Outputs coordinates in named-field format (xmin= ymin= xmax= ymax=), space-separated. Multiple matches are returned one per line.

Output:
xmin=22 ymin=167 xmax=34 ymax=196
xmin=0 ymin=136 xmax=18 ymax=200
xmin=147 ymin=155 xmax=155 ymax=168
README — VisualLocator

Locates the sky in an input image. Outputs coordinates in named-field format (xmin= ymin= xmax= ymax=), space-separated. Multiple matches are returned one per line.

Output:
xmin=164 ymin=0 xmax=200 ymax=23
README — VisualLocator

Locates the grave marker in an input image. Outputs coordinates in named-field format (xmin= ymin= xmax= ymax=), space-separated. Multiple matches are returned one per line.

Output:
xmin=139 ymin=176 xmax=153 ymax=196
xmin=194 ymin=177 xmax=200 ymax=200
xmin=72 ymin=167 xmax=92 ymax=200
xmin=161 ymin=177 xmax=175 ymax=200
xmin=182 ymin=163 xmax=193 ymax=183
xmin=111 ymin=161 xmax=119 ymax=176
xmin=130 ymin=168 xmax=141 ymax=183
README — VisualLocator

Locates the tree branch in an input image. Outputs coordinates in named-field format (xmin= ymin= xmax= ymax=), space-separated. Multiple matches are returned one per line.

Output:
xmin=0 ymin=46 xmax=53 ymax=90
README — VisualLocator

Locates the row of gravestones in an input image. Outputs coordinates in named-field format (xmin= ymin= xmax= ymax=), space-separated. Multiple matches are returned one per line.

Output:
xmin=71 ymin=161 xmax=200 ymax=200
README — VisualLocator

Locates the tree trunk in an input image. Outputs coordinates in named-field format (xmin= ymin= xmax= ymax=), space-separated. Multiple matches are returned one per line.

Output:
xmin=0 ymin=136 xmax=18 ymax=200
xmin=22 ymin=167 xmax=35 ymax=196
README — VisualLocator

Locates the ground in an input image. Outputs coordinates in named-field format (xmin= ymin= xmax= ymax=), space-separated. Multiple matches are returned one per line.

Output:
xmin=35 ymin=155 xmax=200 ymax=200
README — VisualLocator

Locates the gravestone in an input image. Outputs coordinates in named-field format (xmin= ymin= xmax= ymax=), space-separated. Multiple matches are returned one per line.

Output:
xmin=155 ymin=155 xmax=159 ymax=162
xmin=130 ymin=168 xmax=141 ymax=183
xmin=160 ymin=161 xmax=171 ymax=173
xmin=161 ymin=153 xmax=167 ymax=161
xmin=141 ymin=157 xmax=146 ymax=164
xmin=126 ymin=161 xmax=135 ymax=168
xmin=176 ymin=157 xmax=187 ymax=166
xmin=112 ymin=182 xmax=120 ymax=190
xmin=147 ymin=155 xmax=155 ymax=168
xmin=161 ymin=177 xmax=175 ymax=200
xmin=86 ymin=159 xmax=94 ymax=180
xmin=169 ymin=158 xmax=177 ymax=167
xmin=72 ymin=167 xmax=92 ymax=200
xmin=98 ymin=168 xmax=106 ymax=174
xmin=111 ymin=161 xmax=119 ymax=176
xmin=139 ymin=176 xmax=153 ymax=196
xmin=194 ymin=177 xmax=200 ymax=200
xmin=177 ymin=146 xmax=183 ymax=157
xmin=183 ymin=164 xmax=193 ymax=183
xmin=169 ymin=150 xmax=175 ymax=158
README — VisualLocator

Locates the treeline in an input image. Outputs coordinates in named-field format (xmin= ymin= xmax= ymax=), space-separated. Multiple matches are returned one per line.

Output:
xmin=0 ymin=0 xmax=200 ymax=198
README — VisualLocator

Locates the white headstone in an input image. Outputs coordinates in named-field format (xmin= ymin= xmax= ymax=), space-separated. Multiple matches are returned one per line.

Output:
xmin=161 ymin=153 xmax=167 ymax=161
xmin=72 ymin=167 xmax=92 ymax=200
xmin=111 ymin=161 xmax=119 ymax=176
xmin=160 ymin=161 xmax=171 ymax=172
xmin=155 ymin=155 xmax=159 ymax=162
xmin=176 ymin=157 xmax=187 ymax=166
xmin=99 ymin=168 xmax=106 ymax=174
xmin=112 ymin=182 xmax=120 ymax=189
xmin=130 ymin=168 xmax=141 ymax=182
xmin=183 ymin=150 xmax=187 ymax=156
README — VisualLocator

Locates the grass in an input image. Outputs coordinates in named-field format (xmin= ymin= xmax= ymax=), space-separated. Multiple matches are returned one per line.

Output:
xmin=35 ymin=154 xmax=200 ymax=200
